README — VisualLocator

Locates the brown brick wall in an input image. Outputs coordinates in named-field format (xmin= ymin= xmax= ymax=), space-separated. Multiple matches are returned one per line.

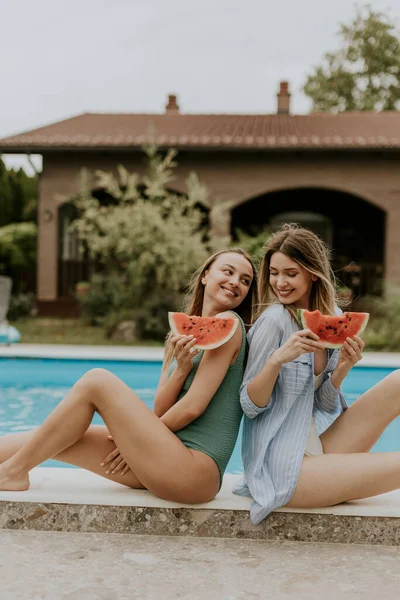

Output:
xmin=38 ymin=150 xmax=400 ymax=301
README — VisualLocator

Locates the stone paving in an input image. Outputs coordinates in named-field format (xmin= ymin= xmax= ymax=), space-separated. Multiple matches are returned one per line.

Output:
xmin=2 ymin=469 xmax=400 ymax=544
xmin=1 ymin=529 xmax=400 ymax=600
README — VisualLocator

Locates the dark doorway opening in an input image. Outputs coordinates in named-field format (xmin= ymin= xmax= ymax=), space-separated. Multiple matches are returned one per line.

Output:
xmin=231 ymin=187 xmax=385 ymax=296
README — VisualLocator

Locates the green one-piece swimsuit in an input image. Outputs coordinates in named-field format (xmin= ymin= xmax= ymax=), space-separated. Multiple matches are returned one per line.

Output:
xmin=168 ymin=312 xmax=246 ymax=484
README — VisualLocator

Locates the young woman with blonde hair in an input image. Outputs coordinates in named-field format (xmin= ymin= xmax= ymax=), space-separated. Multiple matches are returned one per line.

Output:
xmin=234 ymin=223 xmax=400 ymax=524
xmin=0 ymin=248 xmax=257 ymax=504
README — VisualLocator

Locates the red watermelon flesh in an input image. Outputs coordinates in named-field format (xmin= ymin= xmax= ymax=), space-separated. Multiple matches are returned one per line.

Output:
xmin=299 ymin=309 xmax=369 ymax=349
xmin=168 ymin=312 xmax=239 ymax=350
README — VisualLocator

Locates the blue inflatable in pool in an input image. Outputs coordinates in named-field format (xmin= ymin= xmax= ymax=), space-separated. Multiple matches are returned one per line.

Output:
xmin=0 ymin=324 xmax=21 ymax=344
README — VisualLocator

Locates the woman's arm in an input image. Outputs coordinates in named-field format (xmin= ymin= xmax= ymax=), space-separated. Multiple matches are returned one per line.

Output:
xmin=241 ymin=312 xmax=324 ymax=418
xmin=315 ymin=335 xmax=364 ymax=413
xmin=153 ymin=366 xmax=191 ymax=417
xmin=314 ymin=372 xmax=347 ymax=413
xmin=160 ymin=314 xmax=242 ymax=432
xmin=154 ymin=334 xmax=199 ymax=417
xmin=240 ymin=313 xmax=283 ymax=418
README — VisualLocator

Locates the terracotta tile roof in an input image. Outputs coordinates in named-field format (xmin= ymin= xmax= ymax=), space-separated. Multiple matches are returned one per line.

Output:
xmin=1 ymin=111 xmax=400 ymax=152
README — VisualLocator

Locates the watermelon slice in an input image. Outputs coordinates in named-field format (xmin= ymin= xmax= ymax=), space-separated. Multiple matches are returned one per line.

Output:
xmin=298 ymin=309 xmax=369 ymax=349
xmin=168 ymin=312 xmax=239 ymax=350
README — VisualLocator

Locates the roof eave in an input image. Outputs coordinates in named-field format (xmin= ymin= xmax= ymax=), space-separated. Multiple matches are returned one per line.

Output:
xmin=1 ymin=144 xmax=399 ymax=153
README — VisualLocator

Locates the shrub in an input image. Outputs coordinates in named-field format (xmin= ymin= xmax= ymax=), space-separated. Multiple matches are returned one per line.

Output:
xmin=69 ymin=146 xmax=210 ymax=339
xmin=133 ymin=293 xmax=181 ymax=341
xmin=232 ymin=228 xmax=270 ymax=267
xmin=103 ymin=308 xmax=137 ymax=340
xmin=7 ymin=292 xmax=37 ymax=321
xmin=0 ymin=222 xmax=37 ymax=270
xmin=353 ymin=286 xmax=400 ymax=350
xmin=76 ymin=273 xmax=126 ymax=326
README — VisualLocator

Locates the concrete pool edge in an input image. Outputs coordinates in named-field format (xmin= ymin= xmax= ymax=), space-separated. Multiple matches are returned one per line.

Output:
xmin=1 ymin=468 xmax=400 ymax=545
xmin=2 ymin=346 xmax=400 ymax=544
xmin=2 ymin=344 xmax=400 ymax=367
xmin=0 ymin=344 xmax=164 ymax=361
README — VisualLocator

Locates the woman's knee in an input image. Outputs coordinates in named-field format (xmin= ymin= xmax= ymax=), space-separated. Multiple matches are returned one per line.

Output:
xmin=383 ymin=369 xmax=400 ymax=393
xmin=76 ymin=368 xmax=117 ymax=395
xmin=390 ymin=368 xmax=400 ymax=381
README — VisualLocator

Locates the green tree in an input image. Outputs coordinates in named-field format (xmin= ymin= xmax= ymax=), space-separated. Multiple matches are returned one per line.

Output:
xmin=0 ymin=221 xmax=37 ymax=295
xmin=70 ymin=145 xmax=210 ymax=339
xmin=9 ymin=167 xmax=38 ymax=222
xmin=0 ymin=222 xmax=37 ymax=270
xmin=0 ymin=156 xmax=38 ymax=226
xmin=0 ymin=158 xmax=14 ymax=227
xmin=303 ymin=5 xmax=400 ymax=112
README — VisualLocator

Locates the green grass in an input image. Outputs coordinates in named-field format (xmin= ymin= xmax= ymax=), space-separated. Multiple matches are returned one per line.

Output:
xmin=10 ymin=317 xmax=162 ymax=346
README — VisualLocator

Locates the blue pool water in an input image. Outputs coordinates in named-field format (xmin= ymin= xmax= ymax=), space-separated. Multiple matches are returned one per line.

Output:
xmin=0 ymin=358 xmax=398 ymax=472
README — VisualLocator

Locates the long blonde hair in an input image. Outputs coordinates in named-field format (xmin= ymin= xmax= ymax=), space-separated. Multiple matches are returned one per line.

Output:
xmin=164 ymin=247 xmax=259 ymax=367
xmin=257 ymin=223 xmax=338 ymax=322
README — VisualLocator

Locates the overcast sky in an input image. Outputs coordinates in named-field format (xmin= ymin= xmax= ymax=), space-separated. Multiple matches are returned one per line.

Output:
xmin=1 ymin=0 xmax=399 ymax=171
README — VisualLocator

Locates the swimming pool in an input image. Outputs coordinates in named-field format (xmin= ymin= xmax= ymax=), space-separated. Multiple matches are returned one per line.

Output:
xmin=0 ymin=358 xmax=398 ymax=472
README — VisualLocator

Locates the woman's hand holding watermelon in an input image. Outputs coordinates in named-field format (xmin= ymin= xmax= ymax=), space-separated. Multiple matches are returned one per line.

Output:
xmin=335 ymin=335 xmax=364 ymax=375
xmin=330 ymin=335 xmax=364 ymax=390
xmin=171 ymin=334 xmax=201 ymax=373
xmin=273 ymin=330 xmax=326 ymax=366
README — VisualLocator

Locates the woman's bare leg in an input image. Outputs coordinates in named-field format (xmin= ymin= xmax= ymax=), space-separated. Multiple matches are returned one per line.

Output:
xmin=0 ymin=369 xmax=220 ymax=503
xmin=0 ymin=426 xmax=145 ymax=488
xmin=287 ymin=452 xmax=400 ymax=508
xmin=286 ymin=370 xmax=400 ymax=509
xmin=321 ymin=370 xmax=400 ymax=453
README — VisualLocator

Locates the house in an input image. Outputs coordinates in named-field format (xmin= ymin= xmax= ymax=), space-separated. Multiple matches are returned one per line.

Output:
xmin=1 ymin=82 xmax=399 ymax=315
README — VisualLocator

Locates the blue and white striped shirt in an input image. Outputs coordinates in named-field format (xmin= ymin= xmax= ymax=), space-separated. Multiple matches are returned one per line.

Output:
xmin=233 ymin=303 xmax=347 ymax=524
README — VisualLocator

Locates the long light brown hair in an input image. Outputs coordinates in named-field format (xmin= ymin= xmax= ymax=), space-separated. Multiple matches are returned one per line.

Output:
xmin=257 ymin=223 xmax=338 ymax=322
xmin=164 ymin=248 xmax=259 ymax=368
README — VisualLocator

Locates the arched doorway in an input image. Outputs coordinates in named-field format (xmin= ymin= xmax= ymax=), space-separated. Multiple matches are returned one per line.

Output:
xmin=231 ymin=187 xmax=386 ymax=295
xmin=269 ymin=212 xmax=333 ymax=247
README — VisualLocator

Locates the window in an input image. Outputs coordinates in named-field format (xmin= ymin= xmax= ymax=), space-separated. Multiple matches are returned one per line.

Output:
xmin=58 ymin=203 xmax=81 ymax=261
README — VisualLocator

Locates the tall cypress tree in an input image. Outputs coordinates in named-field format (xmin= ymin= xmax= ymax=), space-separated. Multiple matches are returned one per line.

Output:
xmin=0 ymin=157 xmax=15 ymax=227
xmin=0 ymin=156 xmax=38 ymax=226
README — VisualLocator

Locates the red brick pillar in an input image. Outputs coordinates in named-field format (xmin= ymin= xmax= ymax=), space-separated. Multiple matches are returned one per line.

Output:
xmin=37 ymin=178 xmax=59 ymax=301
xmin=385 ymin=207 xmax=400 ymax=284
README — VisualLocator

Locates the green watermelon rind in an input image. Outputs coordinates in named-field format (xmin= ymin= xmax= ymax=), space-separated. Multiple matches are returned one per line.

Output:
xmin=168 ymin=312 xmax=239 ymax=350
xmin=297 ymin=309 xmax=369 ymax=349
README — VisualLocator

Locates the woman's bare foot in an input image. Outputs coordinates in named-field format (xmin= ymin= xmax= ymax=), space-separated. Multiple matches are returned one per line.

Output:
xmin=0 ymin=463 xmax=30 ymax=491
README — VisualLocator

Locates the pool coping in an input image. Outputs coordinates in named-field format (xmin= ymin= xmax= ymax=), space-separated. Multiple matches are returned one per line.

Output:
xmin=1 ymin=468 xmax=400 ymax=544
xmin=2 ymin=346 xmax=400 ymax=544
xmin=0 ymin=344 xmax=164 ymax=362
xmin=1 ymin=344 xmax=400 ymax=367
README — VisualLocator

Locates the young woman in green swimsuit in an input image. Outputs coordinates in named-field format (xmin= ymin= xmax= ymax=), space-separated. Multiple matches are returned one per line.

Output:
xmin=0 ymin=248 xmax=257 ymax=503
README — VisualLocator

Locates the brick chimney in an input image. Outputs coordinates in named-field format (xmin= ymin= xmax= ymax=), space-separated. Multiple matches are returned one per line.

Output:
xmin=165 ymin=94 xmax=180 ymax=114
xmin=277 ymin=81 xmax=291 ymax=114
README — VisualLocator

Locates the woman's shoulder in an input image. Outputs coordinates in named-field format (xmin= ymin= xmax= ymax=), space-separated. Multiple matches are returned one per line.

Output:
xmin=216 ymin=310 xmax=243 ymax=322
xmin=334 ymin=304 xmax=343 ymax=316
xmin=214 ymin=310 xmax=245 ymax=343
xmin=255 ymin=303 xmax=288 ymax=326
xmin=216 ymin=310 xmax=246 ymax=329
